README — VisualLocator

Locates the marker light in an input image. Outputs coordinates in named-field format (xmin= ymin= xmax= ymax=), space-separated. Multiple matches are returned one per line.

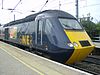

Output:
xmin=67 ymin=43 xmax=74 ymax=47
xmin=73 ymin=42 xmax=79 ymax=47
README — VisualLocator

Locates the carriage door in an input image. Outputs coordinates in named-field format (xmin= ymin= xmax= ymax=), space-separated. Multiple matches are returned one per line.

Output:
xmin=4 ymin=28 xmax=9 ymax=40
xmin=37 ymin=19 xmax=43 ymax=47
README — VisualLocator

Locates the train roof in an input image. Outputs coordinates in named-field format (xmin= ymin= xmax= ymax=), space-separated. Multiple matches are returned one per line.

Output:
xmin=4 ymin=10 xmax=76 ymax=27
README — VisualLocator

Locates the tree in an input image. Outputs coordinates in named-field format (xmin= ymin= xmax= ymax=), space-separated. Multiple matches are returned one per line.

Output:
xmin=81 ymin=20 xmax=96 ymax=38
xmin=95 ymin=22 xmax=100 ymax=36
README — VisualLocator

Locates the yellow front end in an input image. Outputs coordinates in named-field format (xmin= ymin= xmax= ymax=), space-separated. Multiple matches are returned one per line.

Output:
xmin=64 ymin=30 xmax=95 ymax=64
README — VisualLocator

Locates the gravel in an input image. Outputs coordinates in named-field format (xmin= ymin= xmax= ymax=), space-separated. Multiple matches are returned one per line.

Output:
xmin=74 ymin=62 xmax=100 ymax=74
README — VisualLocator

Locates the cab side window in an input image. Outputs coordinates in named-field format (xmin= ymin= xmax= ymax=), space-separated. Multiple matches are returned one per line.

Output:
xmin=45 ymin=19 xmax=52 ymax=34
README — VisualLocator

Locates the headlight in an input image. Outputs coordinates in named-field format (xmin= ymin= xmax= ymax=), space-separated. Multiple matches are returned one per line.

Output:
xmin=73 ymin=42 xmax=79 ymax=47
xmin=67 ymin=43 xmax=74 ymax=47
xmin=67 ymin=42 xmax=79 ymax=47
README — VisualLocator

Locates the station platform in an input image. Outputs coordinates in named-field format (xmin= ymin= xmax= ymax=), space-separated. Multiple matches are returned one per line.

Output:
xmin=92 ymin=42 xmax=100 ymax=55
xmin=0 ymin=41 xmax=92 ymax=75
xmin=93 ymin=42 xmax=100 ymax=48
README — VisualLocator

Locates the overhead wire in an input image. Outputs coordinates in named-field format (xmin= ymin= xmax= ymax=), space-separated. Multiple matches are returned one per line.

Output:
xmin=80 ymin=3 xmax=100 ymax=8
xmin=1 ymin=0 xmax=100 ymax=20
xmin=1 ymin=0 xmax=100 ymax=12
xmin=11 ymin=0 xmax=22 ymax=12
xmin=39 ymin=0 xmax=48 ymax=12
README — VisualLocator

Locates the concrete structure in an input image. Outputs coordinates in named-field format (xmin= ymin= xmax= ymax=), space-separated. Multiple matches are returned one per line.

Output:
xmin=93 ymin=42 xmax=100 ymax=48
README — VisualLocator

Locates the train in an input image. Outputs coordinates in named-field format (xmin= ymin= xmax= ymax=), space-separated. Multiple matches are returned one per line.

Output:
xmin=0 ymin=10 xmax=95 ymax=64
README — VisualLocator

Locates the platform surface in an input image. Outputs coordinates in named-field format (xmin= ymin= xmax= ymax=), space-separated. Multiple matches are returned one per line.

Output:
xmin=0 ymin=41 xmax=92 ymax=75
xmin=0 ymin=48 xmax=40 ymax=75
xmin=93 ymin=42 xmax=100 ymax=48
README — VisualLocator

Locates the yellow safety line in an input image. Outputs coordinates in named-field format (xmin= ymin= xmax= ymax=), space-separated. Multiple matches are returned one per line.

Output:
xmin=0 ymin=47 xmax=45 ymax=75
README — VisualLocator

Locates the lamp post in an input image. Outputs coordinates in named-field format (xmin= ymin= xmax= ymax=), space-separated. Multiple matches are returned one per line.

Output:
xmin=7 ymin=9 xmax=15 ymax=21
xmin=76 ymin=0 xmax=79 ymax=19
xmin=2 ymin=0 xmax=3 ymax=9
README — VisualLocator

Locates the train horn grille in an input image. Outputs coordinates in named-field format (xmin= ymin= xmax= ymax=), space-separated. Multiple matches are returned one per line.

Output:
xmin=79 ymin=40 xmax=91 ymax=47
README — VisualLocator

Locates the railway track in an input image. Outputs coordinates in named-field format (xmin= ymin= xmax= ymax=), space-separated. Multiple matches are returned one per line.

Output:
xmin=70 ymin=64 xmax=99 ymax=75
xmin=70 ymin=55 xmax=100 ymax=75
xmin=83 ymin=55 xmax=100 ymax=65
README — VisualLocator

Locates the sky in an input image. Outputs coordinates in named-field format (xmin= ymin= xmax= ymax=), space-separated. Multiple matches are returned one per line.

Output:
xmin=0 ymin=0 xmax=100 ymax=24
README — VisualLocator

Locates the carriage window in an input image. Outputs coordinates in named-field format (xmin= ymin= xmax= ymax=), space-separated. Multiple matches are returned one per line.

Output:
xmin=59 ymin=18 xmax=83 ymax=30
xmin=38 ymin=20 xmax=43 ymax=33
xmin=45 ymin=19 xmax=52 ymax=33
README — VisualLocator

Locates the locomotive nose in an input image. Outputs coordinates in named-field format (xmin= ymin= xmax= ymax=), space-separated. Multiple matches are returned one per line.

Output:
xmin=66 ymin=46 xmax=94 ymax=64
xmin=64 ymin=30 xmax=95 ymax=64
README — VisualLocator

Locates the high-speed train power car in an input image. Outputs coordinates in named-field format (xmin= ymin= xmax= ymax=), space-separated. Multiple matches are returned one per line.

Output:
xmin=0 ymin=10 xmax=95 ymax=64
